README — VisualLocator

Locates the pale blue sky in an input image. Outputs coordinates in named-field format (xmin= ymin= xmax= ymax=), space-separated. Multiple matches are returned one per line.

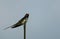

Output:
xmin=0 ymin=0 xmax=60 ymax=39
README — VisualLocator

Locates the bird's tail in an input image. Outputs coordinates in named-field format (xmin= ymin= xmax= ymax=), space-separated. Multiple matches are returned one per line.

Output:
xmin=3 ymin=27 xmax=10 ymax=30
xmin=3 ymin=26 xmax=12 ymax=30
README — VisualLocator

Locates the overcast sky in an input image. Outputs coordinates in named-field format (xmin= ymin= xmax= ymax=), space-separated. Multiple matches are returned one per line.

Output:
xmin=0 ymin=0 xmax=60 ymax=39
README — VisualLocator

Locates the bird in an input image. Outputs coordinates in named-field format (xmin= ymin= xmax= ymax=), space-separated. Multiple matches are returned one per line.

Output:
xmin=4 ymin=13 xmax=29 ymax=30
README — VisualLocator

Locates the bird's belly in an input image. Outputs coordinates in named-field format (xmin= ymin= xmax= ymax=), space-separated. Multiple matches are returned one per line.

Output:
xmin=22 ymin=19 xmax=26 ymax=24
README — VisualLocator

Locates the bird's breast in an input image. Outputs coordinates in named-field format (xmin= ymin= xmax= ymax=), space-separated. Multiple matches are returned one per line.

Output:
xmin=22 ymin=18 xmax=28 ymax=24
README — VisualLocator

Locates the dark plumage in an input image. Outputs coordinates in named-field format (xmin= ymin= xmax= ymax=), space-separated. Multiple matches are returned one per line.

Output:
xmin=4 ymin=13 xmax=29 ymax=30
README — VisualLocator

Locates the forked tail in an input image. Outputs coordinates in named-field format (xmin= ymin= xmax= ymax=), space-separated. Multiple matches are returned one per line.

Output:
xmin=3 ymin=27 xmax=10 ymax=30
xmin=3 ymin=25 xmax=12 ymax=30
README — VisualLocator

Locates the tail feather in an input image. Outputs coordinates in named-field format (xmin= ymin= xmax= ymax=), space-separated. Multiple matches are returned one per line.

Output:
xmin=3 ymin=27 xmax=10 ymax=30
xmin=3 ymin=25 xmax=13 ymax=30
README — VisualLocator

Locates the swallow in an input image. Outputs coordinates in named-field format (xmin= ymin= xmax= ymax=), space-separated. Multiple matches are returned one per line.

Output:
xmin=4 ymin=13 xmax=29 ymax=30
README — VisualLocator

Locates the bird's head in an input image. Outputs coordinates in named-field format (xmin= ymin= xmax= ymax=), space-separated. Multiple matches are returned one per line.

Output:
xmin=25 ymin=13 xmax=29 ymax=18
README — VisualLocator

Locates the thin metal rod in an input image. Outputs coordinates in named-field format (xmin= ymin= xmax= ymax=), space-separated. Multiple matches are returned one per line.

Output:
xmin=24 ymin=23 xmax=26 ymax=39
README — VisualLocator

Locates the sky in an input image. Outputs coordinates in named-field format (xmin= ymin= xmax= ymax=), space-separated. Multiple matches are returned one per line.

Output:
xmin=0 ymin=0 xmax=60 ymax=39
